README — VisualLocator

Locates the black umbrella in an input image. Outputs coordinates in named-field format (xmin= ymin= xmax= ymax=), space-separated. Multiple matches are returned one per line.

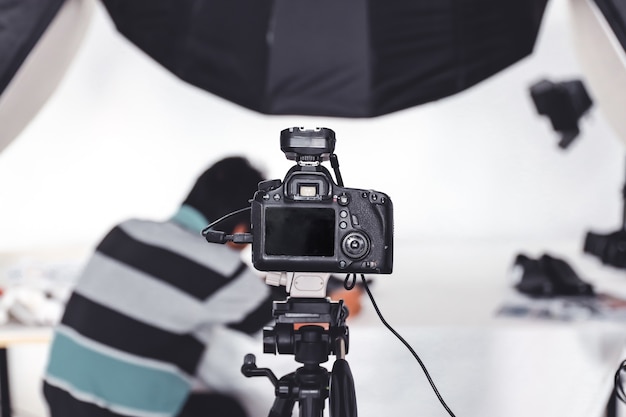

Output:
xmin=0 ymin=0 xmax=92 ymax=153
xmin=0 ymin=0 xmax=65 ymax=95
xmin=101 ymin=0 xmax=548 ymax=117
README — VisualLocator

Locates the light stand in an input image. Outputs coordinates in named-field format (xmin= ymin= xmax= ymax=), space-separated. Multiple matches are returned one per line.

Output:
xmin=584 ymin=156 xmax=626 ymax=268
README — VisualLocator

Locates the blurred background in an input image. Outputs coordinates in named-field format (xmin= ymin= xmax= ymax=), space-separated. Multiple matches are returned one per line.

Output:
xmin=1 ymin=0 xmax=623 ymax=254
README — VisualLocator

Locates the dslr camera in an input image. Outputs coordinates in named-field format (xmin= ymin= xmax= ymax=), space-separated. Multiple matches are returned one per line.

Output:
xmin=250 ymin=127 xmax=393 ymax=274
xmin=204 ymin=128 xmax=392 ymax=416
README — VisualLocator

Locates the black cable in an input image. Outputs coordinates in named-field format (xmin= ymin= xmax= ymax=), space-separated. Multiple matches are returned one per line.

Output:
xmin=343 ymin=273 xmax=357 ymax=290
xmin=330 ymin=154 xmax=344 ymax=187
xmin=359 ymin=274 xmax=457 ymax=417
xmin=201 ymin=207 xmax=251 ymax=235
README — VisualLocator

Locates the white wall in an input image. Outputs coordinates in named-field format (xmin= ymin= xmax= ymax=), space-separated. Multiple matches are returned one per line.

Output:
xmin=0 ymin=0 xmax=624 ymax=253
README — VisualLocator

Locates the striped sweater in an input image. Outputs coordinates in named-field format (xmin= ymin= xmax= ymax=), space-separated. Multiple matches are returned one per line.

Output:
xmin=43 ymin=209 xmax=285 ymax=417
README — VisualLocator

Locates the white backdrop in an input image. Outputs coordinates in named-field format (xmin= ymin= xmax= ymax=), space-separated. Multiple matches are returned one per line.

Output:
xmin=0 ymin=0 xmax=624 ymax=252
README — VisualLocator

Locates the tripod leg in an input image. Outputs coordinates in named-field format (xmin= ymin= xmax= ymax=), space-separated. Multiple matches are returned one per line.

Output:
xmin=330 ymin=359 xmax=357 ymax=417
xmin=299 ymin=395 xmax=326 ymax=417
xmin=269 ymin=397 xmax=295 ymax=417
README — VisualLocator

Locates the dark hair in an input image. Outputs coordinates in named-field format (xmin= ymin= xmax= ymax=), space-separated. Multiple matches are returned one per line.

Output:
xmin=183 ymin=157 xmax=264 ymax=233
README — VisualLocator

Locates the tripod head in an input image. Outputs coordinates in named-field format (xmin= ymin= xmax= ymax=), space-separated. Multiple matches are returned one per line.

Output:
xmin=241 ymin=274 xmax=357 ymax=417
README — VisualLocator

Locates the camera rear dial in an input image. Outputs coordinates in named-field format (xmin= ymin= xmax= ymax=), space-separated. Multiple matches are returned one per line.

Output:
xmin=341 ymin=231 xmax=370 ymax=260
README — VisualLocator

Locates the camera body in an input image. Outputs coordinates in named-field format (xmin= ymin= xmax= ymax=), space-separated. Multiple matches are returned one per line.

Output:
xmin=250 ymin=127 xmax=393 ymax=274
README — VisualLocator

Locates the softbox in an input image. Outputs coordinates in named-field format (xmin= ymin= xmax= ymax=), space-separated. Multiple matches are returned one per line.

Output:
xmin=0 ymin=0 xmax=93 ymax=152
xmin=102 ymin=0 xmax=549 ymax=117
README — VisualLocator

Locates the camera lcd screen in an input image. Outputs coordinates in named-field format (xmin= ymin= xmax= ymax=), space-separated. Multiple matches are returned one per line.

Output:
xmin=264 ymin=207 xmax=335 ymax=256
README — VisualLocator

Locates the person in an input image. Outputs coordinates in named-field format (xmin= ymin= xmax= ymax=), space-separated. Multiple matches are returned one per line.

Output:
xmin=42 ymin=156 xmax=362 ymax=417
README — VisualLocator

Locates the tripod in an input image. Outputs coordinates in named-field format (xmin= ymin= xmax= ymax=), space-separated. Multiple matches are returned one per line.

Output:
xmin=241 ymin=285 xmax=357 ymax=417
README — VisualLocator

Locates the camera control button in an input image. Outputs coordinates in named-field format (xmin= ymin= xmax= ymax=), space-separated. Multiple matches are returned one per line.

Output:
xmin=339 ymin=260 xmax=347 ymax=269
xmin=340 ymin=210 xmax=348 ymax=218
xmin=337 ymin=193 xmax=350 ymax=206
xmin=351 ymin=215 xmax=359 ymax=226
xmin=339 ymin=221 xmax=348 ymax=229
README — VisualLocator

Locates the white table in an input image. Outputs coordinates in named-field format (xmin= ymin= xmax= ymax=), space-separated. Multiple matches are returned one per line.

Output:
xmin=339 ymin=239 xmax=626 ymax=417
xmin=341 ymin=324 xmax=626 ymax=417
xmin=0 ymin=325 xmax=51 ymax=417
xmin=351 ymin=238 xmax=626 ymax=327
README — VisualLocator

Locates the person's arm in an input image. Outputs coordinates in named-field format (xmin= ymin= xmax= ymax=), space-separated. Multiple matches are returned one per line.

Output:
xmin=196 ymin=326 xmax=276 ymax=417
xmin=192 ymin=263 xmax=286 ymax=417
